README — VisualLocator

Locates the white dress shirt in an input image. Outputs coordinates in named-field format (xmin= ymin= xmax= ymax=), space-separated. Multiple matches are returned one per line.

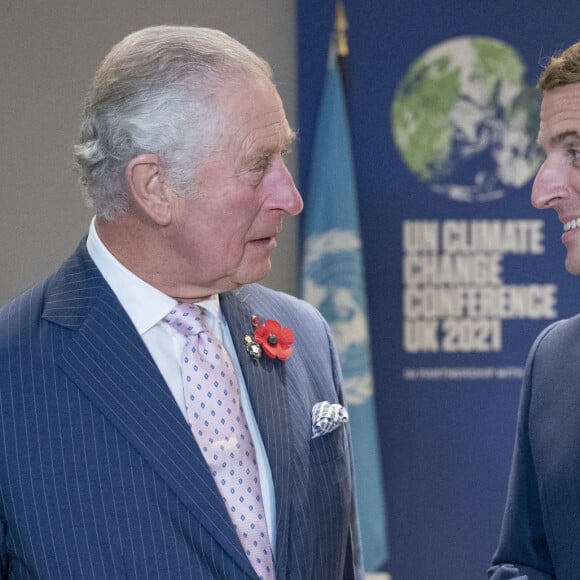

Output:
xmin=86 ymin=218 xmax=276 ymax=551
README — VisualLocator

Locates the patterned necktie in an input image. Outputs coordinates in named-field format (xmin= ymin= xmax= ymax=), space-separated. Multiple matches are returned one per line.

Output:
xmin=164 ymin=303 xmax=275 ymax=580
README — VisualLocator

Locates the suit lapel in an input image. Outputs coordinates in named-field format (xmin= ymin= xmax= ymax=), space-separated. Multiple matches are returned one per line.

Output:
xmin=221 ymin=288 xmax=293 ymax=574
xmin=43 ymin=243 xmax=256 ymax=578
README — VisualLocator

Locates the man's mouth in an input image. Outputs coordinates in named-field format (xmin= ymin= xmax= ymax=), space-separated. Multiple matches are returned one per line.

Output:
xmin=563 ymin=218 xmax=580 ymax=232
xmin=250 ymin=236 xmax=277 ymax=248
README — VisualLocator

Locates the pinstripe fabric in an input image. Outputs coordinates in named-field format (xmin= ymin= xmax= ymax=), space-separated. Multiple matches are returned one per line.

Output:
xmin=223 ymin=286 xmax=363 ymax=579
xmin=0 ymin=240 xmax=363 ymax=579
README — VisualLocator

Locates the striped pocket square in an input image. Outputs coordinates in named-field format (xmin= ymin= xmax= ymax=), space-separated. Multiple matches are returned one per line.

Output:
xmin=311 ymin=401 xmax=349 ymax=439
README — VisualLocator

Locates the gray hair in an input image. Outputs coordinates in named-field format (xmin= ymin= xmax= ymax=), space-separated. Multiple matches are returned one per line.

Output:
xmin=74 ymin=25 xmax=272 ymax=220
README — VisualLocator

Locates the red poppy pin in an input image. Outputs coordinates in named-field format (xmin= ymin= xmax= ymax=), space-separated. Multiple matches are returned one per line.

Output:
xmin=244 ymin=315 xmax=294 ymax=361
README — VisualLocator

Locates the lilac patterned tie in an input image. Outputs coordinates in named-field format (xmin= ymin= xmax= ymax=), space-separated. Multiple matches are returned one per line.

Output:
xmin=164 ymin=303 xmax=275 ymax=580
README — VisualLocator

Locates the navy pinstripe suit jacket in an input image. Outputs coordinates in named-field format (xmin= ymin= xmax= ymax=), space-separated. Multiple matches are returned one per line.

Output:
xmin=0 ymin=241 xmax=363 ymax=579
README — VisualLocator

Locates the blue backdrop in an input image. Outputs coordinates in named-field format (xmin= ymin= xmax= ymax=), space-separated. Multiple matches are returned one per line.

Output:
xmin=298 ymin=2 xmax=580 ymax=578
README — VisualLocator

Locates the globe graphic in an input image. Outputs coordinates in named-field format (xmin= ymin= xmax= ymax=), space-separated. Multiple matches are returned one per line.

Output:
xmin=391 ymin=36 xmax=544 ymax=202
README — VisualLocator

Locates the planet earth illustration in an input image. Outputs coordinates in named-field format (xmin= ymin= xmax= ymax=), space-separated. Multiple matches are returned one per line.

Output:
xmin=391 ymin=36 xmax=544 ymax=202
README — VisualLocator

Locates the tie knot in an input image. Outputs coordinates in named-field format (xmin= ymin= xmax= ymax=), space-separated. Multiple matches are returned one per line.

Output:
xmin=164 ymin=303 xmax=206 ymax=337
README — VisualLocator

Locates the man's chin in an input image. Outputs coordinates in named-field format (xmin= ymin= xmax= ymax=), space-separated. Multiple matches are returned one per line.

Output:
xmin=251 ymin=264 xmax=272 ymax=285
xmin=565 ymin=255 xmax=580 ymax=276
xmin=233 ymin=261 xmax=272 ymax=287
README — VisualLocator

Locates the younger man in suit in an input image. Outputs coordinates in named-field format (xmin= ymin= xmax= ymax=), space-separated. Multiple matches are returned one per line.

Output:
xmin=0 ymin=26 xmax=363 ymax=579
xmin=490 ymin=41 xmax=580 ymax=579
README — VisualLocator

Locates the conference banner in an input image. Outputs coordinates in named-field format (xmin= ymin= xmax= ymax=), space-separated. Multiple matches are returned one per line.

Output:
xmin=298 ymin=2 xmax=579 ymax=579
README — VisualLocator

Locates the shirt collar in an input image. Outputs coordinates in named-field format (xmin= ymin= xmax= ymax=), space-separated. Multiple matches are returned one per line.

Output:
xmin=86 ymin=217 xmax=220 ymax=335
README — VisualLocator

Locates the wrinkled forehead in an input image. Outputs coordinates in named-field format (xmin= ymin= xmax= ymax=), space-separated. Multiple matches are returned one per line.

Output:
xmin=541 ymin=82 xmax=580 ymax=112
xmin=539 ymin=82 xmax=580 ymax=143
xmin=214 ymin=75 xmax=294 ymax=149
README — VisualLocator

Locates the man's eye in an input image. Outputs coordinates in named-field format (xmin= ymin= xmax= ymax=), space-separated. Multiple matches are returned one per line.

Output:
xmin=253 ymin=158 xmax=271 ymax=173
xmin=567 ymin=148 xmax=580 ymax=164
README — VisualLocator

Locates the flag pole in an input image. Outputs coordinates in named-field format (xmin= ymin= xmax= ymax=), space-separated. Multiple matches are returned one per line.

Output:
xmin=335 ymin=1 xmax=349 ymax=88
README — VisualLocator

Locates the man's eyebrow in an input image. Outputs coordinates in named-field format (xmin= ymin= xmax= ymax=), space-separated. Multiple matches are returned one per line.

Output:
xmin=257 ymin=128 xmax=296 ymax=157
xmin=551 ymin=130 xmax=580 ymax=146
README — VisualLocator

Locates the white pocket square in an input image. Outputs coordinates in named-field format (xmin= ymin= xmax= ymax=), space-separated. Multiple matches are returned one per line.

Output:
xmin=311 ymin=401 xmax=349 ymax=439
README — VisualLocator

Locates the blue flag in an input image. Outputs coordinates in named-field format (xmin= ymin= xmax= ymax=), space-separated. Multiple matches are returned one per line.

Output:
xmin=301 ymin=41 xmax=389 ymax=572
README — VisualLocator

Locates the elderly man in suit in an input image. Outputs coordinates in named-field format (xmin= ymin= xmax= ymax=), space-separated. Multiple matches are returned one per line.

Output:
xmin=489 ymin=41 xmax=580 ymax=579
xmin=0 ymin=26 xmax=363 ymax=579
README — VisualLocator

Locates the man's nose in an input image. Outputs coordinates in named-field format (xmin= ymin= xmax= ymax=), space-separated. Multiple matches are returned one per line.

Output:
xmin=271 ymin=160 xmax=304 ymax=216
xmin=531 ymin=155 xmax=568 ymax=209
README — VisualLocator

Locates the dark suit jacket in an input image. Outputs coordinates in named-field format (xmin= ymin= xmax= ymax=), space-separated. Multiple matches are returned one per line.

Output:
xmin=0 ymin=240 xmax=363 ymax=579
xmin=489 ymin=316 xmax=580 ymax=580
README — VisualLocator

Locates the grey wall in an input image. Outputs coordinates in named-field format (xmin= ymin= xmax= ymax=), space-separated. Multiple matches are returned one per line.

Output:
xmin=0 ymin=0 xmax=298 ymax=306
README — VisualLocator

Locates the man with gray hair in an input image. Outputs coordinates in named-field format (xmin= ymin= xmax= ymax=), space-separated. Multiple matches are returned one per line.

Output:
xmin=0 ymin=26 xmax=363 ymax=579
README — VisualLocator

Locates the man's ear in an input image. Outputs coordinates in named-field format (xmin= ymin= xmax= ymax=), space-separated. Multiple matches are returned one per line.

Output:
xmin=126 ymin=153 xmax=172 ymax=226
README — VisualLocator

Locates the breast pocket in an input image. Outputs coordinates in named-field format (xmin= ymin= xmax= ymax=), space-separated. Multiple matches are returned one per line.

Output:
xmin=309 ymin=425 xmax=346 ymax=465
